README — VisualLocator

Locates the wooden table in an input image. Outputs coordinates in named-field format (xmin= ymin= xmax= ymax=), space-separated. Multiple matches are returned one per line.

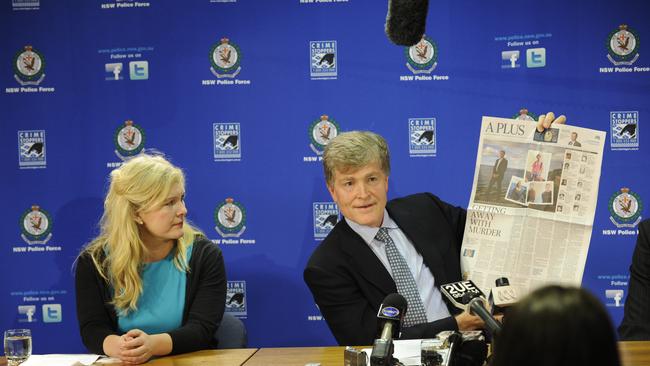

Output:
xmin=620 ymin=341 xmax=650 ymax=366
xmin=243 ymin=346 xmax=348 ymax=366
xmin=243 ymin=342 xmax=650 ymax=366
xmin=1 ymin=341 xmax=649 ymax=365
xmin=103 ymin=349 xmax=258 ymax=366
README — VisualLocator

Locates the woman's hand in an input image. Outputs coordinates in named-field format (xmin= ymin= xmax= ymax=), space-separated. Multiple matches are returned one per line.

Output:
xmin=118 ymin=329 xmax=172 ymax=365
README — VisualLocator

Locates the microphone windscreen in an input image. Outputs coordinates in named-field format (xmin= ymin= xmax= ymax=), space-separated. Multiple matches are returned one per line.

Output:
xmin=495 ymin=277 xmax=510 ymax=287
xmin=385 ymin=0 xmax=429 ymax=46
xmin=382 ymin=293 xmax=408 ymax=313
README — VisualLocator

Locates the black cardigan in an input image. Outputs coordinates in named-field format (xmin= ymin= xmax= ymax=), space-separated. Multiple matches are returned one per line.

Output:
xmin=75 ymin=237 xmax=226 ymax=354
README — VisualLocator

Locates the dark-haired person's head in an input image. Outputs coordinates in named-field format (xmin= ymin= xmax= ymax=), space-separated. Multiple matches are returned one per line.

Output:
xmin=491 ymin=285 xmax=620 ymax=366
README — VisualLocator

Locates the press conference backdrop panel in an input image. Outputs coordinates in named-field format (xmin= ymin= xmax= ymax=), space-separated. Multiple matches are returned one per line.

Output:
xmin=1 ymin=0 xmax=649 ymax=352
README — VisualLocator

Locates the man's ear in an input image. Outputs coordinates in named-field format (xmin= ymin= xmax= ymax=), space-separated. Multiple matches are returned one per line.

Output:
xmin=326 ymin=182 xmax=337 ymax=202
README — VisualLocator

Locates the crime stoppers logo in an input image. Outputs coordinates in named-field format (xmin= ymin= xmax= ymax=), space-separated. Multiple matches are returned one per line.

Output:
xmin=609 ymin=188 xmax=643 ymax=228
xmin=405 ymin=35 xmax=438 ymax=74
xmin=611 ymin=111 xmax=639 ymax=150
xmin=114 ymin=120 xmax=145 ymax=160
xmin=210 ymin=38 xmax=241 ymax=78
xmin=313 ymin=202 xmax=339 ymax=239
xmin=607 ymin=24 xmax=639 ymax=66
xmin=226 ymin=281 xmax=246 ymax=317
xmin=214 ymin=198 xmax=246 ymax=237
xmin=408 ymin=118 xmax=436 ymax=157
xmin=14 ymin=45 xmax=45 ymax=86
xmin=213 ymin=123 xmax=241 ymax=161
xmin=18 ymin=130 xmax=46 ymax=169
xmin=310 ymin=40 xmax=337 ymax=80
xmin=309 ymin=115 xmax=339 ymax=155
xmin=21 ymin=205 xmax=52 ymax=244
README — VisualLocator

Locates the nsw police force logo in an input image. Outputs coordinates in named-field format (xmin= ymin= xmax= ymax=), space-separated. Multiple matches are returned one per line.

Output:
xmin=609 ymin=188 xmax=643 ymax=228
xmin=513 ymin=108 xmax=537 ymax=121
xmin=313 ymin=202 xmax=339 ymax=239
xmin=226 ymin=281 xmax=247 ymax=317
xmin=18 ymin=130 xmax=46 ymax=169
xmin=309 ymin=115 xmax=340 ymax=155
xmin=210 ymin=38 xmax=242 ymax=78
xmin=607 ymin=24 xmax=640 ymax=66
xmin=20 ymin=205 xmax=53 ymax=244
xmin=213 ymin=123 xmax=241 ymax=161
xmin=310 ymin=40 xmax=337 ymax=80
xmin=215 ymin=198 xmax=246 ymax=237
xmin=114 ymin=120 xmax=145 ymax=160
xmin=610 ymin=111 xmax=639 ymax=150
xmin=408 ymin=118 xmax=436 ymax=157
xmin=405 ymin=35 xmax=438 ymax=74
xmin=14 ymin=45 xmax=45 ymax=86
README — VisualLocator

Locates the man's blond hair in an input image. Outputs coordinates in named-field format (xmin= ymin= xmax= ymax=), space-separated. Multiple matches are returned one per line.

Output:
xmin=323 ymin=131 xmax=390 ymax=185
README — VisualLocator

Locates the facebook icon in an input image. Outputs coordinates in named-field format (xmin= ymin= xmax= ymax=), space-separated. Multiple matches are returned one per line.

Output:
xmin=129 ymin=61 xmax=149 ymax=80
xmin=42 ymin=304 xmax=62 ymax=323
xmin=526 ymin=48 xmax=546 ymax=68
xmin=501 ymin=50 xmax=520 ymax=69
xmin=18 ymin=305 xmax=36 ymax=323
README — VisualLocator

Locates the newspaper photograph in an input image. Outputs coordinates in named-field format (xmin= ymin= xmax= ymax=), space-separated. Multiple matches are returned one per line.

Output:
xmin=460 ymin=116 xmax=606 ymax=296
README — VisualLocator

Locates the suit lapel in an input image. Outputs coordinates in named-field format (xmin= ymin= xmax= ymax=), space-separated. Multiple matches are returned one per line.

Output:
xmin=387 ymin=203 xmax=449 ymax=287
xmin=338 ymin=220 xmax=396 ymax=294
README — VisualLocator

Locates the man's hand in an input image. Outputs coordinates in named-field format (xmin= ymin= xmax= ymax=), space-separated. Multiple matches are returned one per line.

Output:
xmin=454 ymin=310 xmax=484 ymax=331
xmin=536 ymin=112 xmax=567 ymax=132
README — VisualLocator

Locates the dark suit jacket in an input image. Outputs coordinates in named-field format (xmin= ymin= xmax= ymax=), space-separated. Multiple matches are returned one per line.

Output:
xmin=619 ymin=219 xmax=650 ymax=340
xmin=304 ymin=193 xmax=466 ymax=346
xmin=492 ymin=158 xmax=508 ymax=178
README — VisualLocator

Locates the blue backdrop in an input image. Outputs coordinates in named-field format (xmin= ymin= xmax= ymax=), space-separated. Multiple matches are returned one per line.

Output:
xmin=1 ymin=0 xmax=649 ymax=353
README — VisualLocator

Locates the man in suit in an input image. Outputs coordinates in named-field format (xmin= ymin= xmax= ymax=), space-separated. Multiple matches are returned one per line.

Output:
xmin=619 ymin=218 xmax=650 ymax=340
xmin=486 ymin=150 xmax=508 ymax=200
xmin=541 ymin=183 xmax=553 ymax=203
xmin=304 ymin=114 xmax=566 ymax=345
xmin=303 ymin=131 xmax=482 ymax=345
xmin=568 ymin=132 xmax=582 ymax=147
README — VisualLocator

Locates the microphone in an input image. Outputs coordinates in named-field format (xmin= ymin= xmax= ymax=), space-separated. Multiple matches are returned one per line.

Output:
xmin=439 ymin=280 xmax=485 ymax=310
xmin=370 ymin=293 xmax=407 ymax=366
xmin=432 ymin=331 xmax=488 ymax=366
xmin=442 ymin=331 xmax=462 ymax=366
xmin=439 ymin=280 xmax=501 ymax=336
xmin=488 ymin=277 xmax=518 ymax=315
xmin=462 ymin=293 xmax=502 ymax=337
xmin=385 ymin=0 xmax=429 ymax=46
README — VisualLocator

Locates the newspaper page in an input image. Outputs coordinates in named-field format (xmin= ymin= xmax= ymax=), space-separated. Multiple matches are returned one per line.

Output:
xmin=460 ymin=116 xmax=606 ymax=295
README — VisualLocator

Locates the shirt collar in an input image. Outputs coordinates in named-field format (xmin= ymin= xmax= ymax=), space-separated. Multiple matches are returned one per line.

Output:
xmin=345 ymin=209 xmax=398 ymax=246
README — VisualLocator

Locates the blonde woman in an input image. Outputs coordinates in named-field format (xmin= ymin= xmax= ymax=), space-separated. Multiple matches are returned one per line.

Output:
xmin=75 ymin=155 xmax=225 ymax=364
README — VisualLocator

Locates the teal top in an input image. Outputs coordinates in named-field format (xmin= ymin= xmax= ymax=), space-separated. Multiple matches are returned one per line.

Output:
xmin=118 ymin=244 xmax=193 ymax=334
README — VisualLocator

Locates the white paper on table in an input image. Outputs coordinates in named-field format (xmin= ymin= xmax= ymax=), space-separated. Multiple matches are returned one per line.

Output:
xmin=362 ymin=339 xmax=447 ymax=366
xmin=21 ymin=354 xmax=101 ymax=366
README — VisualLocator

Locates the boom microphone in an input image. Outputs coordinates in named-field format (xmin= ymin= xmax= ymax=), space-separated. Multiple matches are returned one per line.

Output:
xmin=385 ymin=0 xmax=429 ymax=46
xmin=370 ymin=293 xmax=407 ymax=366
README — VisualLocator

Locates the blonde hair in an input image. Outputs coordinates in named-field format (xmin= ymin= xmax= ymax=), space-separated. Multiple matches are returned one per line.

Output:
xmin=323 ymin=131 xmax=390 ymax=185
xmin=81 ymin=154 xmax=202 ymax=314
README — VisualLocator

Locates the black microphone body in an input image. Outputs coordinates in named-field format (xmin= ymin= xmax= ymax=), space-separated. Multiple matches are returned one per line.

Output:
xmin=442 ymin=332 xmax=462 ymax=366
xmin=439 ymin=280 xmax=502 ymax=337
xmin=385 ymin=0 xmax=429 ymax=46
xmin=464 ymin=293 xmax=502 ymax=336
xmin=370 ymin=294 xmax=407 ymax=366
